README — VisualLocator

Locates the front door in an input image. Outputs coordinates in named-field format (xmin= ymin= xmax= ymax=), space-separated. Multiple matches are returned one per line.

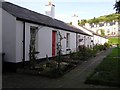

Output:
xmin=52 ymin=31 xmax=56 ymax=57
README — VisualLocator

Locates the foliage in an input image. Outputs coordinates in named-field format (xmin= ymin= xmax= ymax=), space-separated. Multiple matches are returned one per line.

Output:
xmin=78 ymin=13 xmax=120 ymax=25
xmin=108 ymin=37 xmax=120 ymax=45
xmin=100 ymin=29 xmax=105 ymax=36
xmin=29 ymin=27 xmax=39 ymax=69
xmin=69 ymin=22 xmax=72 ymax=25
xmin=104 ymin=42 xmax=110 ymax=49
xmin=70 ymin=45 xmax=106 ymax=61
xmin=78 ymin=19 xmax=87 ymax=25
xmin=114 ymin=0 xmax=120 ymax=13
xmin=92 ymin=45 xmax=102 ymax=54
xmin=78 ymin=45 xmax=93 ymax=60
xmin=85 ymin=47 xmax=120 ymax=87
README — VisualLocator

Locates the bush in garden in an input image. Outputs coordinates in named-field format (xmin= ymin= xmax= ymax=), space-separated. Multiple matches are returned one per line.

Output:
xmin=70 ymin=45 xmax=94 ymax=60
xmin=70 ymin=51 xmax=81 ymax=60
xmin=86 ymin=48 xmax=94 ymax=57
xmin=93 ymin=45 xmax=99 ymax=53
xmin=104 ymin=43 xmax=110 ymax=49
xmin=70 ymin=44 xmax=107 ymax=61
xmin=117 ymin=44 xmax=120 ymax=48
xmin=78 ymin=45 xmax=86 ymax=52
xmin=98 ymin=45 xmax=104 ymax=51
xmin=78 ymin=45 xmax=88 ymax=59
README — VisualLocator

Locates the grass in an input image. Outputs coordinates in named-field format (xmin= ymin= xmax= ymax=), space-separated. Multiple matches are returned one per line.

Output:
xmin=85 ymin=47 xmax=120 ymax=87
xmin=108 ymin=37 xmax=120 ymax=45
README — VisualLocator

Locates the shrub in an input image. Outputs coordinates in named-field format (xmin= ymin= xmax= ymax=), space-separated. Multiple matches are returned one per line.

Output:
xmin=70 ymin=44 xmax=107 ymax=61
xmin=70 ymin=52 xmax=80 ymax=60
xmin=104 ymin=43 xmax=110 ymax=48
xmin=70 ymin=45 xmax=94 ymax=60
xmin=98 ymin=45 xmax=104 ymax=51
xmin=93 ymin=45 xmax=99 ymax=53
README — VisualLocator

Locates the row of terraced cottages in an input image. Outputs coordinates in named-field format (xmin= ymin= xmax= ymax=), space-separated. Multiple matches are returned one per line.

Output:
xmin=2 ymin=2 xmax=108 ymax=72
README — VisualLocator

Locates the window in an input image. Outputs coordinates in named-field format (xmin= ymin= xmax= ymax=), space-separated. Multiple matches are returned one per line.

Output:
xmin=30 ymin=26 xmax=38 ymax=51
xmin=66 ymin=33 xmax=70 ymax=48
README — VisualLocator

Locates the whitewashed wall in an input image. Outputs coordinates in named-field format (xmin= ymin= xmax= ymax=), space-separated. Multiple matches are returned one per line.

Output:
xmin=93 ymin=35 xmax=107 ymax=45
xmin=24 ymin=22 xmax=30 ymax=61
xmin=16 ymin=22 xmax=53 ymax=61
xmin=16 ymin=21 xmax=23 ymax=62
xmin=84 ymin=35 xmax=91 ymax=47
xmin=101 ymin=37 xmax=105 ymax=45
xmin=2 ymin=9 xmax=16 ymax=63
xmin=57 ymin=29 xmax=66 ymax=54
xmin=69 ymin=32 xmax=76 ymax=52
xmin=3 ymin=10 xmax=98 ymax=63
xmin=86 ymin=36 xmax=92 ymax=48
xmin=37 ymin=26 xmax=52 ymax=59
xmin=57 ymin=30 xmax=76 ymax=54
xmin=77 ymin=34 xmax=85 ymax=46
xmin=91 ymin=36 xmax=94 ymax=47
xmin=15 ymin=20 xmax=78 ymax=62
xmin=93 ymin=35 xmax=98 ymax=45
xmin=77 ymin=34 xmax=93 ymax=48
xmin=99 ymin=36 xmax=103 ymax=45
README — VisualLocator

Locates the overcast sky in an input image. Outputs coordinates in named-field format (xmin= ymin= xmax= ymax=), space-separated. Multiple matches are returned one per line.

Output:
xmin=5 ymin=0 xmax=116 ymax=23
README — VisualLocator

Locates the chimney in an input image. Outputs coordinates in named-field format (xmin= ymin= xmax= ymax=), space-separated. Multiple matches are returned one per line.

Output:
xmin=72 ymin=14 xmax=79 ymax=26
xmin=45 ymin=0 xmax=55 ymax=18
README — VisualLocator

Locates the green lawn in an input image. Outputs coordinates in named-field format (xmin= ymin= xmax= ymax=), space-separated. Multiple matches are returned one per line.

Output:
xmin=108 ymin=37 xmax=120 ymax=45
xmin=85 ymin=47 xmax=120 ymax=87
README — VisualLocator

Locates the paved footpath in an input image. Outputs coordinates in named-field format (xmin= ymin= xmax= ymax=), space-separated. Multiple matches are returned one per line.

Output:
xmin=2 ymin=48 xmax=118 ymax=88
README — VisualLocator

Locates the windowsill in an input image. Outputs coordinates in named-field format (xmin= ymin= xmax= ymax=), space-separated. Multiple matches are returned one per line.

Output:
xmin=66 ymin=48 xmax=71 ymax=51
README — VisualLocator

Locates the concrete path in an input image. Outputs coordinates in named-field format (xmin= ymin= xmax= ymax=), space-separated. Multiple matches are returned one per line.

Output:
xmin=3 ymin=48 xmax=117 ymax=88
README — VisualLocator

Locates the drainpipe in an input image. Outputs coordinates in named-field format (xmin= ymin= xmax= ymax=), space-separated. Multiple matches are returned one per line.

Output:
xmin=23 ymin=21 xmax=25 ymax=67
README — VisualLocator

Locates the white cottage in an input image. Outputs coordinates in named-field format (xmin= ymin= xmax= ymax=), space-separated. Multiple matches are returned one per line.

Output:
xmin=85 ymin=28 xmax=108 ymax=46
xmin=71 ymin=14 xmax=108 ymax=47
xmin=2 ymin=2 xmax=90 ymax=71
xmin=71 ymin=14 xmax=93 ymax=48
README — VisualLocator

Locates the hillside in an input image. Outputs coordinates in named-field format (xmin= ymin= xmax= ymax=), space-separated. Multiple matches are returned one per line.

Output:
xmin=78 ymin=13 xmax=120 ymax=25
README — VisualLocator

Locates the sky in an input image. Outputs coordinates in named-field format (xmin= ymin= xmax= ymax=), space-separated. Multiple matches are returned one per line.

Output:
xmin=4 ymin=0 xmax=116 ymax=23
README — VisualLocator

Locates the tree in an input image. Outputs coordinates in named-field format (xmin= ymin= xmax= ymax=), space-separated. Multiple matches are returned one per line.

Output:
xmin=114 ymin=0 xmax=120 ymax=13
xmin=96 ymin=29 xmax=105 ymax=36
xmin=100 ymin=29 xmax=105 ymax=36
xmin=78 ymin=19 xmax=87 ymax=25
xmin=69 ymin=22 xmax=72 ymax=25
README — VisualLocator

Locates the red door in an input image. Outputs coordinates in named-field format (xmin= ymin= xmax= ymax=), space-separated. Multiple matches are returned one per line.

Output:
xmin=52 ymin=31 xmax=56 ymax=57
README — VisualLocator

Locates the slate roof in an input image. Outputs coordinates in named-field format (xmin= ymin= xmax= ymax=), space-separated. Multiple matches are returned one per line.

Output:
xmin=2 ymin=2 xmax=89 ymax=35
